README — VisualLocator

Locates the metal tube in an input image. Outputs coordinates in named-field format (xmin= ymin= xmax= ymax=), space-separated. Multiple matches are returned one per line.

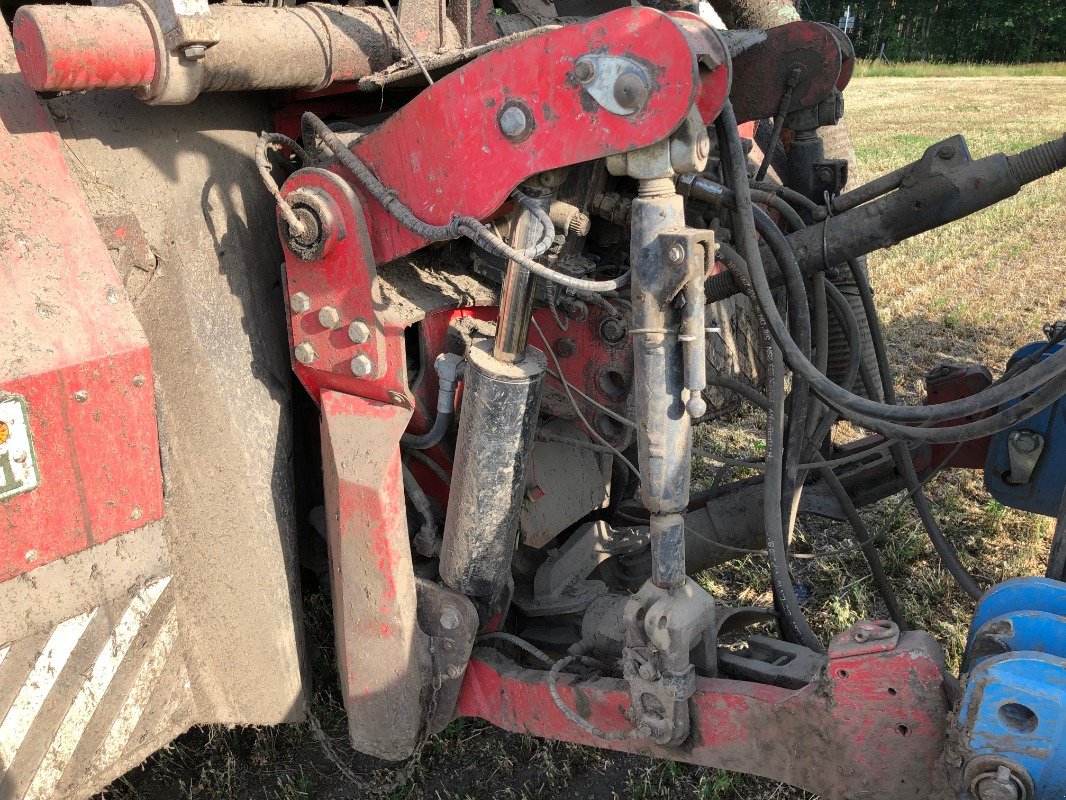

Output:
xmin=439 ymin=340 xmax=546 ymax=605
xmin=630 ymin=179 xmax=692 ymax=590
xmin=493 ymin=191 xmax=551 ymax=363
xmin=12 ymin=3 xmax=403 ymax=95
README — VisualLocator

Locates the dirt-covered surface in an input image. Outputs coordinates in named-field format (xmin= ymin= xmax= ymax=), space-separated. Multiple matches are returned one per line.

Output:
xmin=98 ymin=75 xmax=1066 ymax=800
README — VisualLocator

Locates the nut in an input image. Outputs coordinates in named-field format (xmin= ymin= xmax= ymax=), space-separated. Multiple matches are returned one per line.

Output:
xmin=348 ymin=319 xmax=371 ymax=344
xmin=937 ymin=144 xmax=956 ymax=160
xmin=182 ymin=45 xmax=206 ymax=61
xmin=350 ymin=354 xmax=374 ymax=377
xmin=294 ymin=341 xmax=317 ymax=365
xmin=555 ymin=338 xmax=577 ymax=358
xmin=318 ymin=306 xmax=342 ymax=330
xmin=1009 ymin=430 xmax=1041 ymax=454
xmin=667 ymin=243 xmax=686 ymax=265
xmin=573 ymin=59 xmax=595 ymax=83
xmin=290 ymin=292 xmax=312 ymax=314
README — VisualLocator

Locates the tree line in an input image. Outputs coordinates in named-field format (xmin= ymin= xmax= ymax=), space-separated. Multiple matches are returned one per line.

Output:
xmin=800 ymin=0 xmax=1065 ymax=63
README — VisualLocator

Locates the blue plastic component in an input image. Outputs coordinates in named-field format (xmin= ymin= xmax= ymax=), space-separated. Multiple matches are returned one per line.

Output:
xmin=985 ymin=340 xmax=1065 ymax=517
xmin=960 ymin=576 xmax=1066 ymax=798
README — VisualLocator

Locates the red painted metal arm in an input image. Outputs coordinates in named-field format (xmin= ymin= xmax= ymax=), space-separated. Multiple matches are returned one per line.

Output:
xmin=344 ymin=7 xmax=731 ymax=264
xmin=458 ymin=629 xmax=954 ymax=800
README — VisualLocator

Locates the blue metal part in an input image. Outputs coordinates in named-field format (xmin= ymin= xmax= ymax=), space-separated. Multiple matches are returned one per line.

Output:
xmin=960 ymin=577 xmax=1066 ymax=799
xmin=985 ymin=340 xmax=1065 ymax=517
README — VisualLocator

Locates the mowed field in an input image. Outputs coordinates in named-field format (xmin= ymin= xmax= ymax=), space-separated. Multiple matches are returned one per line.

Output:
xmin=102 ymin=74 xmax=1066 ymax=800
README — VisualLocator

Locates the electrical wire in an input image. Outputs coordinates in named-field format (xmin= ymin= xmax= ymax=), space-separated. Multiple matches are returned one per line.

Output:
xmin=532 ymin=318 xmax=639 ymax=477
xmin=255 ymin=132 xmax=313 ymax=237
xmin=303 ymin=114 xmax=630 ymax=294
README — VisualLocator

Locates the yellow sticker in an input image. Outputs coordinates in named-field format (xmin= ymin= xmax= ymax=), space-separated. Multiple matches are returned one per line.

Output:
xmin=0 ymin=421 xmax=8 ymax=445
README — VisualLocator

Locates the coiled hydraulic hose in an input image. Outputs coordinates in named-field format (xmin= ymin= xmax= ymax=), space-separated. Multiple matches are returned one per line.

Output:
xmin=683 ymin=173 xmax=1066 ymax=437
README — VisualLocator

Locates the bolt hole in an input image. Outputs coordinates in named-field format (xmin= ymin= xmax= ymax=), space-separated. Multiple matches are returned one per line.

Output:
xmin=887 ymin=687 xmax=898 ymax=696
xmin=837 ymin=669 xmax=849 ymax=679
xmin=597 ymin=367 xmax=630 ymax=401
xmin=998 ymin=702 xmax=1038 ymax=733
xmin=895 ymin=724 xmax=910 ymax=737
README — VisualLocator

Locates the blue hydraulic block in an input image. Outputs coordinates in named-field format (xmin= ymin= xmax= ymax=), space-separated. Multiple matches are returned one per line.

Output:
xmin=959 ymin=576 xmax=1066 ymax=799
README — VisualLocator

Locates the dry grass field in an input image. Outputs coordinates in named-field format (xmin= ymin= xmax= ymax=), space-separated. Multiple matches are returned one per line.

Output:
xmin=102 ymin=74 xmax=1066 ymax=800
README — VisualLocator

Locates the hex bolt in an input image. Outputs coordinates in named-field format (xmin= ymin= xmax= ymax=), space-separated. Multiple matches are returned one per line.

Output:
xmin=938 ymin=144 xmax=956 ymax=160
xmin=290 ymin=292 xmax=312 ymax=314
xmin=439 ymin=606 xmax=461 ymax=631
xmin=498 ymin=105 xmax=530 ymax=139
xmin=183 ymin=45 xmax=207 ymax=60
xmin=348 ymin=319 xmax=371 ymax=344
xmin=72 ymin=390 xmax=89 ymax=403
xmin=350 ymin=354 xmax=374 ymax=377
xmin=613 ymin=72 xmax=649 ymax=111
xmin=555 ymin=337 xmax=577 ymax=358
xmin=318 ymin=305 xmax=342 ymax=330
xmin=667 ymin=243 xmax=686 ymax=265
xmin=445 ymin=664 xmax=464 ymax=680
xmin=294 ymin=341 xmax=317 ymax=365
xmin=573 ymin=59 xmax=595 ymax=83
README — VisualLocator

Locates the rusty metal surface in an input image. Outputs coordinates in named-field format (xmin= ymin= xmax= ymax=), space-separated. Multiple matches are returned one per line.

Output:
xmin=725 ymin=21 xmax=843 ymax=123
xmin=459 ymin=631 xmax=955 ymax=799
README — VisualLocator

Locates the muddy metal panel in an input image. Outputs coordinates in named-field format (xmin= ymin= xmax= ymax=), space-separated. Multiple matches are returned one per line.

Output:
xmin=45 ymin=83 xmax=309 ymax=729
xmin=0 ymin=20 xmax=163 ymax=582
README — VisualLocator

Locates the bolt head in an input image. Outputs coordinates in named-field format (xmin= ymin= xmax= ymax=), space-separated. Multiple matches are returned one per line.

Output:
xmin=348 ymin=319 xmax=371 ymax=344
xmin=183 ymin=45 xmax=207 ymax=61
xmin=294 ymin=341 xmax=317 ymax=365
xmin=290 ymin=292 xmax=312 ymax=314
xmin=667 ymin=243 xmax=686 ymax=264
xmin=439 ymin=606 xmax=461 ymax=631
xmin=555 ymin=337 xmax=577 ymax=358
xmin=498 ymin=105 xmax=531 ymax=139
xmin=318 ymin=305 xmax=342 ymax=330
xmin=445 ymin=664 xmax=464 ymax=679
xmin=1009 ymin=430 xmax=1040 ymax=454
xmin=937 ymin=144 xmax=956 ymax=160
xmin=696 ymin=133 xmax=711 ymax=160
xmin=72 ymin=390 xmax=89 ymax=403
xmin=599 ymin=317 xmax=627 ymax=344
xmin=350 ymin=354 xmax=374 ymax=377
xmin=573 ymin=59 xmax=595 ymax=83
xmin=613 ymin=72 xmax=649 ymax=111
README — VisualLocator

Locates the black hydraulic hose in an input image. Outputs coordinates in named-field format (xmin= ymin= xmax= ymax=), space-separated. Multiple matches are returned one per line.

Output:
xmin=717 ymin=103 xmax=824 ymax=653
xmin=750 ymin=181 xmax=823 ymax=216
xmin=849 ymin=257 xmax=984 ymax=598
xmin=303 ymin=113 xmax=630 ymax=294
xmin=685 ymin=184 xmax=1066 ymax=431
xmin=400 ymin=410 xmax=452 ymax=449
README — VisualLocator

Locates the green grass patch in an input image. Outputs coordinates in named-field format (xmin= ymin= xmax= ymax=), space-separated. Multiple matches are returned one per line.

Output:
xmin=853 ymin=61 xmax=1066 ymax=78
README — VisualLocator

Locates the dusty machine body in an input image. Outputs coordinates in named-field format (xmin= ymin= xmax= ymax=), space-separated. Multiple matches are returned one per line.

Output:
xmin=0 ymin=0 xmax=1064 ymax=797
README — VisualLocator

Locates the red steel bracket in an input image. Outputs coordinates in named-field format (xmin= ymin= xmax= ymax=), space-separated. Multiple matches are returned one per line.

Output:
xmin=458 ymin=629 xmax=953 ymax=799
xmin=320 ymin=390 xmax=430 ymax=759
xmin=341 ymin=7 xmax=731 ymax=264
